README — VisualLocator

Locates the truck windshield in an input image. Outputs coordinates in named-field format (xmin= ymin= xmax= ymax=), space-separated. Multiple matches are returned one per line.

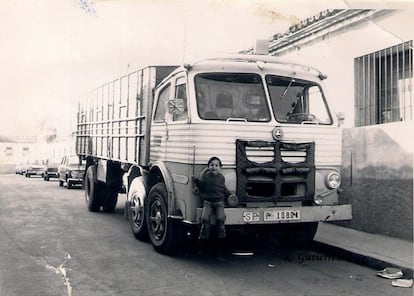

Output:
xmin=266 ymin=75 xmax=333 ymax=125
xmin=195 ymin=73 xmax=271 ymax=122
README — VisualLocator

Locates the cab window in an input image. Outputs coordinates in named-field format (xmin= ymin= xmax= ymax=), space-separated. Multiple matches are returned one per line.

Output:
xmin=172 ymin=77 xmax=188 ymax=122
xmin=154 ymin=84 xmax=171 ymax=122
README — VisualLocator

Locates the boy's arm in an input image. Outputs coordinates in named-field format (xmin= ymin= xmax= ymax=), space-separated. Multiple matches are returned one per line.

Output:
xmin=192 ymin=176 xmax=204 ymax=191
xmin=222 ymin=175 xmax=238 ymax=206
xmin=221 ymin=174 xmax=231 ymax=197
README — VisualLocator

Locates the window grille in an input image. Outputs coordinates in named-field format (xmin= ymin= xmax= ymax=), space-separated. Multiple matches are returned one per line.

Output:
xmin=354 ymin=41 xmax=413 ymax=126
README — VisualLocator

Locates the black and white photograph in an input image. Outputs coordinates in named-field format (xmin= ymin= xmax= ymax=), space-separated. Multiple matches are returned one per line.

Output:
xmin=0 ymin=1 xmax=412 ymax=295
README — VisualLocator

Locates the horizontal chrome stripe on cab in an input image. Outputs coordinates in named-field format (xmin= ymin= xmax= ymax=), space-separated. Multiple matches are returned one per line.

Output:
xmin=150 ymin=123 xmax=341 ymax=166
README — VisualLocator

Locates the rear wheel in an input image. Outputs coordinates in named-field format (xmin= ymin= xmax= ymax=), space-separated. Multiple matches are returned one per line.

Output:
xmin=146 ymin=183 xmax=181 ymax=255
xmin=127 ymin=180 xmax=148 ymax=241
xmin=84 ymin=165 xmax=103 ymax=212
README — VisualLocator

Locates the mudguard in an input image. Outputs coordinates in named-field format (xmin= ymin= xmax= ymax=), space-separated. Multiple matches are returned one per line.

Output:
xmin=149 ymin=161 xmax=180 ymax=218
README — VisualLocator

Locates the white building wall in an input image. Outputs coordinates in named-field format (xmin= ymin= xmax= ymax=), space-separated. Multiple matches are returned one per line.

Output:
xmin=273 ymin=10 xmax=414 ymax=127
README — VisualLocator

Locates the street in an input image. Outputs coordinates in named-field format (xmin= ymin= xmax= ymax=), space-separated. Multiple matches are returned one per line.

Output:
xmin=0 ymin=174 xmax=410 ymax=296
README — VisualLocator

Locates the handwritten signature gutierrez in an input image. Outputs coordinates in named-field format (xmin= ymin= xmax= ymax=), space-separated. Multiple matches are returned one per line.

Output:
xmin=297 ymin=253 xmax=341 ymax=264
xmin=76 ymin=0 xmax=96 ymax=14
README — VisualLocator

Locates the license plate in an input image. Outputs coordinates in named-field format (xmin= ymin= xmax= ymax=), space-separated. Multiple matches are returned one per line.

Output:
xmin=242 ymin=211 xmax=260 ymax=222
xmin=264 ymin=210 xmax=301 ymax=221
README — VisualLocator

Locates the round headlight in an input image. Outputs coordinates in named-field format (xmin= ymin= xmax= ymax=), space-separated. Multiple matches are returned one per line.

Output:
xmin=325 ymin=172 xmax=341 ymax=189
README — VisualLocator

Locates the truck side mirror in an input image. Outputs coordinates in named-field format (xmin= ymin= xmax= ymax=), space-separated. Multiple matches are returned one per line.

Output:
xmin=167 ymin=99 xmax=185 ymax=114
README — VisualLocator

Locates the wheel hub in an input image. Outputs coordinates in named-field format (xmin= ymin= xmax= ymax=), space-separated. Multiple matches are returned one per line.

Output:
xmin=150 ymin=199 xmax=165 ymax=240
xmin=131 ymin=195 xmax=143 ymax=225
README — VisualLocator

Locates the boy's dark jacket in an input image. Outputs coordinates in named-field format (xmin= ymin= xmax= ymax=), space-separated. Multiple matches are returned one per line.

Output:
xmin=194 ymin=171 xmax=231 ymax=202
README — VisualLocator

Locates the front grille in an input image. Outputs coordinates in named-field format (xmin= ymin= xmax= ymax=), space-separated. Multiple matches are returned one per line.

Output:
xmin=281 ymin=149 xmax=307 ymax=163
xmin=245 ymin=146 xmax=274 ymax=163
xmin=236 ymin=140 xmax=315 ymax=203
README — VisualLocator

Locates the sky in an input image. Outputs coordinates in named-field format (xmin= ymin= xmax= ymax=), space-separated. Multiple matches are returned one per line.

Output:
xmin=0 ymin=0 xmax=388 ymax=140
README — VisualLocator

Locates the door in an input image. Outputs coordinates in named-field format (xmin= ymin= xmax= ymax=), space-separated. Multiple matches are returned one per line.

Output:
xmin=150 ymin=74 xmax=189 ymax=163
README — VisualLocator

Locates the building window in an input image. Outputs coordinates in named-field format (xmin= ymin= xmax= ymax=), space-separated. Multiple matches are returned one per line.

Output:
xmin=5 ymin=147 xmax=13 ymax=156
xmin=22 ymin=147 xmax=29 ymax=157
xmin=354 ymin=40 xmax=413 ymax=126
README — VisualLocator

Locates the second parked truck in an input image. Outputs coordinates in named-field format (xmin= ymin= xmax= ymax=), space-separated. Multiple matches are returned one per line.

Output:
xmin=76 ymin=54 xmax=352 ymax=254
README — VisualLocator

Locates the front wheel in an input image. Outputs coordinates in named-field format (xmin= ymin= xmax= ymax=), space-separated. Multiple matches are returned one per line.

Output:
xmin=146 ymin=183 xmax=181 ymax=255
xmin=84 ymin=165 xmax=103 ymax=212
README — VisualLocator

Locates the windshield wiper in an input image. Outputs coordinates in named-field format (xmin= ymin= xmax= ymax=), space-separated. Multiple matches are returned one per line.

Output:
xmin=280 ymin=78 xmax=295 ymax=100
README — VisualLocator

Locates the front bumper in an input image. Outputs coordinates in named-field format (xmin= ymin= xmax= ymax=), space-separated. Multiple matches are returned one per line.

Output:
xmin=27 ymin=170 xmax=44 ymax=176
xmin=195 ymin=204 xmax=352 ymax=225
xmin=67 ymin=178 xmax=83 ymax=184
xmin=46 ymin=171 xmax=58 ymax=177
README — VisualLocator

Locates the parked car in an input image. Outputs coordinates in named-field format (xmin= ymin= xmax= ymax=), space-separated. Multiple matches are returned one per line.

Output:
xmin=24 ymin=159 xmax=47 ymax=178
xmin=15 ymin=162 xmax=26 ymax=175
xmin=42 ymin=158 xmax=60 ymax=181
xmin=58 ymin=155 xmax=85 ymax=189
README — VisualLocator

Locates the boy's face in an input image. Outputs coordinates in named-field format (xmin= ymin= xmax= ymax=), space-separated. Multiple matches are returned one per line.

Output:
xmin=208 ymin=159 xmax=221 ymax=175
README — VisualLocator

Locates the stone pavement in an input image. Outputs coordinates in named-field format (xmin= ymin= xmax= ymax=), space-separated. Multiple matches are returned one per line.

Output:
xmin=314 ymin=222 xmax=413 ymax=277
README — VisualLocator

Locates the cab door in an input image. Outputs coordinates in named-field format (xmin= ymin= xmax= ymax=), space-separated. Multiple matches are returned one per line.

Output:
xmin=165 ymin=75 xmax=189 ymax=163
xmin=150 ymin=74 xmax=189 ymax=163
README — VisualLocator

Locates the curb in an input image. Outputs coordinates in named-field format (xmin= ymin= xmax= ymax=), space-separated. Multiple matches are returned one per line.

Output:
xmin=312 ymin=240 xmax=413 ymax=278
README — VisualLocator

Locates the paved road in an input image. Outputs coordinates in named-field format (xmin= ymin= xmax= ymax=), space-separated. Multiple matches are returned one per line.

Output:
xmin=0 ymin=174 xmax=411 ymax=296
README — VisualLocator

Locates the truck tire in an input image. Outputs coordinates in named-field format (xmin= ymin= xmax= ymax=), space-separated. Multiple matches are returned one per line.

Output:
xmin=127 ymin=185 xmax=148 ymax=241
xmin=84 ymin=165 xmax=102 ymax=212
xmin=146 ymin=183 xmax=181 ymax=255
xmin=58 ymin=174 xmax=63 ymax=186
xmin=102 ymin=187 xmax=118 ymax=213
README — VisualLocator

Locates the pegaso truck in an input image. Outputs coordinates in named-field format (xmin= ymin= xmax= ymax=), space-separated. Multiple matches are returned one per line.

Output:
xmin=76 ymin=54 xmax=352 ymax=255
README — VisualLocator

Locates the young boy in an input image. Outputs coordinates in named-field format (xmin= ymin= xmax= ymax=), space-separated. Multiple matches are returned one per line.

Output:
xmin=193 ymin=156 xmax=231 ymax=240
